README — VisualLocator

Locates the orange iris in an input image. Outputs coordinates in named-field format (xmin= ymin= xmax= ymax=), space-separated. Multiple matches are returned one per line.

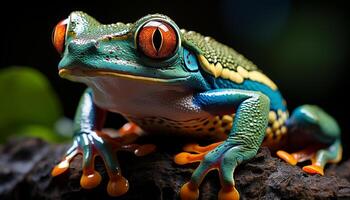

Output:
xmin=137 ymin=20 xmax=178 ymax=59
xmin=52 ymin=19 xmax=68 ymax=55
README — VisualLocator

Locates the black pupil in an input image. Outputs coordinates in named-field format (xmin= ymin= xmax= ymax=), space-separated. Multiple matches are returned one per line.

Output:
xmin=153 ymin=28 xmax=162 ymax=52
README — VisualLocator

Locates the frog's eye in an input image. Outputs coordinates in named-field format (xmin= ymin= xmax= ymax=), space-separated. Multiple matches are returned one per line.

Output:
xmin=137 ymin=20 xmax=178 ymax=59
xmin=52 ymin=19 xmax=68 ymax=55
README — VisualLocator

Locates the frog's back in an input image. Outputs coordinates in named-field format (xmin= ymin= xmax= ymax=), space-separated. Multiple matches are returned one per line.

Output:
xmin=182 ymin=30 xmax=289 ymax=144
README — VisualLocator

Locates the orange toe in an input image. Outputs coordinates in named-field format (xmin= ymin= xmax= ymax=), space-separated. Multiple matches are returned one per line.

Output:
xmin=302 ymin=165 xmax=324 ymax=176
xmin=51 ymin=160 xmax=69 ymax=176
xmin=174 ymin=152 xmax=192 ymax=165
xmin=174 ymin=152 xmax=205 ymax=165
xmin=183 ymin=144 xmax=199 ymax=153
xmin=183 ymin=142 xmax=223 ymax=153
xmin=80 ymin=170 xmax=102 ymax=189
xmin=107 ymin=175 xmax=129 ymax=197
xmin=276 ymin=150 xmax=297 ymax=165
xmin=180 ymin=182 xmax=199 ymax=200
xmin=218 ymin=186 xmax=240 ymax=200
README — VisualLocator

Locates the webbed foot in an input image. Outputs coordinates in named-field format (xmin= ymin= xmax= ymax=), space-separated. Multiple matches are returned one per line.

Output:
xmin=277 ymin=140 xmax=342 ymax=176
xmin=278 ymin=105 xmax=342 ymax=176
xmin=52 ymin=122 xmax=155 ymax=196
xmin=175 ymin=141 xmax=255 ymax=200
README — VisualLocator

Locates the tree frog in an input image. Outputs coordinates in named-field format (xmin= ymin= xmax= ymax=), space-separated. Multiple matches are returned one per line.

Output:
xmin=51 ymin=12 xmax=342 ymax=200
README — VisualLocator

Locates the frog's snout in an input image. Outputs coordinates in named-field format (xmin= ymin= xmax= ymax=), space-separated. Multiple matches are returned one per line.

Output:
xmin=57 ymin=39 xmax=99 ymax=72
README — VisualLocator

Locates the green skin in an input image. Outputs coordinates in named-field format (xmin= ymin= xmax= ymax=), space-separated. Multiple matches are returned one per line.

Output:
xmin=55 ymin=11 xmax=342 ymax=199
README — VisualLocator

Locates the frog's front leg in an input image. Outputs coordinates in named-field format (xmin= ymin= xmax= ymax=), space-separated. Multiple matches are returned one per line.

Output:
xmin=178 ymin=89 xmax=270 ymax=200
xmin=51 ymin=88 xmax=154 ymax=196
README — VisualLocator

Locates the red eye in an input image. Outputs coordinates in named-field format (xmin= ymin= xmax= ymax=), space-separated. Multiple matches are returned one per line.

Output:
xmin=137 ymin=20 xmax=178 ymax=59
xmin=52 ymin=19 xmax=68 ymax=55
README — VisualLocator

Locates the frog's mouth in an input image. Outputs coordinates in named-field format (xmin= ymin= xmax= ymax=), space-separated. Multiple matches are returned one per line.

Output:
xmin=59 ymin=67 xmax=190 ymax=84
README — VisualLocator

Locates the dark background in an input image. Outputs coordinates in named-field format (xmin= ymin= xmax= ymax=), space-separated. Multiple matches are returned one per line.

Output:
xmin=0 ymin=1 xmax=349 ymax=158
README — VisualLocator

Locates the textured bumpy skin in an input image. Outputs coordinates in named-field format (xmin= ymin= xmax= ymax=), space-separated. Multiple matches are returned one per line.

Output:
xmin=182 ymin=30 xmax=258 ymax=71
xmin=182 ymin=30 xmax=278 ymax=90
xmin=52 ymin=11 xmax=342 ymax=200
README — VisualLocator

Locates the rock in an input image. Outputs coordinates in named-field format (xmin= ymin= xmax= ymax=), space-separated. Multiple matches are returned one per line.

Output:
xmin=0 ymin=137 xmax=350 ymax=200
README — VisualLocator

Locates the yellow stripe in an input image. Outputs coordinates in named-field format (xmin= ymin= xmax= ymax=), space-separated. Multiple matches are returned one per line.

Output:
xmin=197 ymin=54 xmax=278 ymax=90
xmin=59 ymin=69 xmax=188 ymax=83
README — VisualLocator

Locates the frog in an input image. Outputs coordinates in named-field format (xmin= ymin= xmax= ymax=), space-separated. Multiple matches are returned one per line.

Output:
xmin=51 ymin=11 xmax=342 ymax=200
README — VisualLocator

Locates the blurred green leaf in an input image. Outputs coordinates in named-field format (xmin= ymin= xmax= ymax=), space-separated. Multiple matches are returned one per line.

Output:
xmin=16 ymin=125 xmax=69 ymax=143
xmin=0 ymin=66 xmax=63 ymax=142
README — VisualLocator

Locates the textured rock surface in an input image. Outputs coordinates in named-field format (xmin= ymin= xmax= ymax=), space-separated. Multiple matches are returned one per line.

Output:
xmin=0 ymin=137 xmax=350 ymax=200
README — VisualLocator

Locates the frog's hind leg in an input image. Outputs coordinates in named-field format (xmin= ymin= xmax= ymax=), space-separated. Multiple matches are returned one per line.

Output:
xmin=277 ymin=139 xmax=342 ymax=175
xmin=277 ymin=105 xmax=342 ymax=175
xmin=302 ymin=139 xmax=342 ymax=175
xmin=277 ymin=146 xmax=320 ymax=166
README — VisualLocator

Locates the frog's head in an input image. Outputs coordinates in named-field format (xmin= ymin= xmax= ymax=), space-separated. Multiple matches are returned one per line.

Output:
xmin=53 ymin=11 xmax=208 ymax=90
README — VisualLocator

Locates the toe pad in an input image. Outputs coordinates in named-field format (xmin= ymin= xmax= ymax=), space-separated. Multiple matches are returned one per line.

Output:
xmin=218 ymin=186 xmax=240 ymax=200
xmin=276 ymin=150 xmax=297 ymax=166
xmin=80 ymin=170 xmax=102 ymax=189
xmin=107 ymin=175 xmax=129 ymax=196
xmin=180 ymin=182 xmax=199 ymax=200
xmin=51 ymin=160 xmax=69 ymax=176
xmin=303 ymin=165 xmax=324 ymax=175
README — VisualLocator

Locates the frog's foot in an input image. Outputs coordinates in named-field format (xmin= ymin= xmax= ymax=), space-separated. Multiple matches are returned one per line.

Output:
xmin=51 ymin=132 xmax=129 ymax=196
xmin=52 ymin=123 xmax=155 ymax=197
xmin=174 ymin=141 xmax=223 ymax=165
xmin=277 ymin=140 xmax=342 ymax=176
xmin=177 ymin=142 xmax=249 ymax=200
xmin=280 ymin=105 xmax=343 ymax=175
xmin=276 ymin=146 xmax=319 ymax=166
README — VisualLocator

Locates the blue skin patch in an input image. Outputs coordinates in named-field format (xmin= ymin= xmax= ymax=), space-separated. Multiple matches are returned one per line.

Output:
xmin=204 ymin=74 xmax=287 ymax=112
xmin=238 ymin=80 xmax=287 ymax=111
xmin=183 ymin=48 xmax=199 ymax=72
xmin=183 ymin=47 xmax=286 ymax=112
